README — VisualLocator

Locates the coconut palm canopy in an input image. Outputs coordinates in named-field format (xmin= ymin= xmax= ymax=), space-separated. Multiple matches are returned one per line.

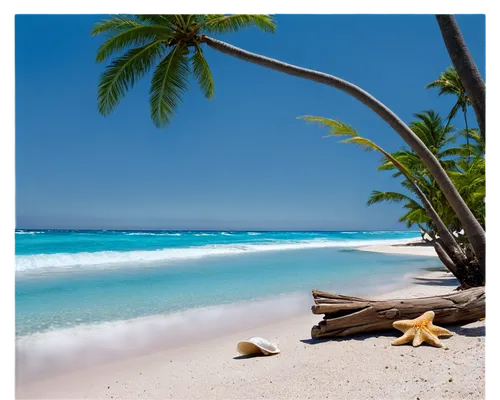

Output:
xmin=92 ymin=15 xmax=276 ymax=127
xmin=427 ymin=66 xmax=473 ymax=159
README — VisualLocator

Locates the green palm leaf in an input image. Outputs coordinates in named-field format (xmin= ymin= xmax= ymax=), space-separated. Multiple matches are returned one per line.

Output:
xmin=95 ymin=25 xmax=173 ymax=63
xmin=202 ymin=15 xmax=276 ymax=34
xmin=340 ymin=137 xmax=377 ymax=152
xmin=438 ymin=147 xmax=468 ymax=158
xmin=398 ymin=208 xmax=429 ymax=227
xmin=135 ymin=15 xmax=178 ymax=28
xmin=458 ymin=128 xmax=484 ymax=157
xmin=91 ymin=15 xmax=140 ymax=36
xmin=299 ymin=116 xmax=358 ymax=137
xmin=367 ymin=191 xmax=419 ymax=207
xmin=97 ymin=41 xmax=165 ymax=117
xmin=191 ymin=43 xmax=214 ymax=99
xmin=426 ymin=66 xmax=469 ymax=103
xmin=149 ymin=45 xmax=190 ymax=127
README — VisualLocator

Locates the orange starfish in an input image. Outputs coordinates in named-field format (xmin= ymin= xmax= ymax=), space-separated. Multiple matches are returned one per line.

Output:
xmin=392 ymin=311 xmax=453 ymax=347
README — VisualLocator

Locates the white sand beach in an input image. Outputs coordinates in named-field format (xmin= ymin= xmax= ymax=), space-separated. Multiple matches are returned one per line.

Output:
xmin=358 ymin=238 xmax=438 ymax=257
xmin=16 ymin=242 xmax=485 ymax=400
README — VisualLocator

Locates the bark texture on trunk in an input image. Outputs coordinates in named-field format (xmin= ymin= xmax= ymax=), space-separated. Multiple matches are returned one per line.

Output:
xmin=311 ymin=287 xmax=485 ymax=339
xmin=204 ymin=36 xmax=485 ymax=278
xmin=436 ymin=15 xmax=485 ymax=143
xmin=434 ymin=240 xmax=461 ymax=278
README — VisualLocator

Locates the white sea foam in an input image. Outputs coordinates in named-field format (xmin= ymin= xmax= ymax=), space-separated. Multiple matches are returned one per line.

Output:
xmin=16 ymin=231 xmax=44 ymax=235
xmin=247 ymin=232 xmax=262 ymax=236
xmin=15 ymin=238 xmax=415 ymax=272
xmin=125 ymin=232 xmax=182 ymax=236
xmin=193 ymin=233 xmax=216 ymax=236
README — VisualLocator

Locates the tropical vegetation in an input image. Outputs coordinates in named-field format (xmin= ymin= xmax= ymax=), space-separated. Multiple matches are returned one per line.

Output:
xmin=300 ymin=68 xmax=485 ymax=287
xmin=93 ymin=14 xmax=485 ymax=285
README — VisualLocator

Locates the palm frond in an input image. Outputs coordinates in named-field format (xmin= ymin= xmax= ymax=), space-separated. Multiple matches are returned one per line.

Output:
xmin=377 ymin=159 xmax=398 ymax=172
xmin=398 ymin=208 xmax=430 ymax=227
xmin=95 ymin=25 xmax=173 ymax=63
xmin=191 ymin=43 xmax=214 ymax=99
xmin=149 ymin=45 xmax=190 ymax=127
xmin=458 ymin=128 xmax=484 ymax=157
xmin=170 ymin=15 xmax=185 ymax=28
xmin=97 ymin=41 xmax=164 ymax=117
xmin=340 ymin=137 xmax=376 ymax=152
xmin=135 ymin=15 xmax=179 ymax=28
xmin=182 ymin=15 xmax=204 ymax=27
xmin=299 ymin=116 xmax=358 ymax=137
xmin=367 ymin=191 xmax=419 ymax=207
xmin=201 ymin=15 xmax=276 ymax=34
xmin=438 ymin=147 xmax=468 ymax=158
xmin=91 ymin=15 xmax=140 ymax=36
xmin=426 ymin=66 xmax=468 ymax=100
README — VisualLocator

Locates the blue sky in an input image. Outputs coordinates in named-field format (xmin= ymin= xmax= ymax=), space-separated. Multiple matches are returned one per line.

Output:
xmin=15 ymin=14 xmax=485 ymax=230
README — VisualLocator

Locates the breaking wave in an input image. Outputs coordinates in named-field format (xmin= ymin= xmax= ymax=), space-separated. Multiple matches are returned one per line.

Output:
xmin=15 ymin=238 xmax=414 ymax=272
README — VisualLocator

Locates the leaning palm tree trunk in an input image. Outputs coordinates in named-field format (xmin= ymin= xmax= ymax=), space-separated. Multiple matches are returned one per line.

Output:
xmin=436 ymin=15 xmax=486 ymax=143
xmin=362 ymin=141 xmax=481 ymax=286
xmin=463 ymin=106 xmax=471 ymax=163
xmin=377 ymin=150 xmax=466 ymax=256
xmin=203 ymin=36 xmax=486 ymax=278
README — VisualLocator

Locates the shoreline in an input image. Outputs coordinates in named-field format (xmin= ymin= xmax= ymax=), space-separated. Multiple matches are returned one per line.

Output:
xmin=357 ymin=238 xmax=438 ymax=257
xmin=16 ymin=240 xmax=484 ymax=399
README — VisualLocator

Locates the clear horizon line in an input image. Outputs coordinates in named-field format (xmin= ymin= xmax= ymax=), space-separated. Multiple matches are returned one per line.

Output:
xmin=15 ymin=228 xmax=420 ymax=233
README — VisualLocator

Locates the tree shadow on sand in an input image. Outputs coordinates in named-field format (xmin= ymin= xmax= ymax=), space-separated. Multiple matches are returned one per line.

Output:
xmin=412 ymin=276 xmax=459 ymax=287
xmin=300 ymin=332 xmax=398 ymax=345
xmin=422 ymin=266 xmax=450 ymax=272
xmin=453 ymin=325 xmax=485 ymax=337
xmin=300 ymin=322 xmax=485 ymax=345
xmin=233 ymin=354 xmax=277 ymax=360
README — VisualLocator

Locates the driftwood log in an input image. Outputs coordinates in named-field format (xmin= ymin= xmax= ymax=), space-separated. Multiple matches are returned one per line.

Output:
xmin=311 ymin=287 xmax=485 ymax=339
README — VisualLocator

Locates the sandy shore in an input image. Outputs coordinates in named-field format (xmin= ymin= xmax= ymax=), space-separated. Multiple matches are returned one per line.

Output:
xmin=16 ymin=242 xmax=484 ymax=400
xmin=358 ymin=238 xmax=438 ymax=257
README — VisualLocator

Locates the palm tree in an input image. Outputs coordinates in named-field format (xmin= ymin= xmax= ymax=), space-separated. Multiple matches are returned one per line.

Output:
xmin=299 ymin=115 xmax=479 ymax=286
xmin=457 ymin=128 xmax=484 ymax=159
xmin=373 ymin=111 xmax=464 ymax=233
xmin=92 ymin=14 xmax=485 ymax=275
xmin=449 ymin=129 xmax=488 ymax=229
xmin=435 ymin=15 xmax=485 ymax=142
xmin=427 ymin=67 xmax=472 ymax=162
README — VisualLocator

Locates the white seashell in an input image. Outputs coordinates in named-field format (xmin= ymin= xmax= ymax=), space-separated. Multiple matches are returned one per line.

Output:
xmin=236 ymin=337 xmax=280 ymax=356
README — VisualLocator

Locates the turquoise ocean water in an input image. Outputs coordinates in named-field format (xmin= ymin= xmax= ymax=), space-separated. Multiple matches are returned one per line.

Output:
xmin=15 ymin=229 xmax=434 ymax=335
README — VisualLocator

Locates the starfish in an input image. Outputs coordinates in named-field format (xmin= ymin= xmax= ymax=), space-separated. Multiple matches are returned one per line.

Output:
xmin=391 ymin=311 xmax=453 ymax=348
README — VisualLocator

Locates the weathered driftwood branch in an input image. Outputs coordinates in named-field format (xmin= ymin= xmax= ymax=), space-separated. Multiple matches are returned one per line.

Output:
xmin=311 ymin=287 xmax=485 ymax=339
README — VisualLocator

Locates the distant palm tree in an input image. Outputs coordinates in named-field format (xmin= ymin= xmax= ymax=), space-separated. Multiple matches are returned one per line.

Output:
xmin=457 ymin=128 xmax=484 ymax=159
xmin=92 ymin=14 xmax=485 ymax=274
xmin=427 ymin=67 xmax=472 ymax=161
